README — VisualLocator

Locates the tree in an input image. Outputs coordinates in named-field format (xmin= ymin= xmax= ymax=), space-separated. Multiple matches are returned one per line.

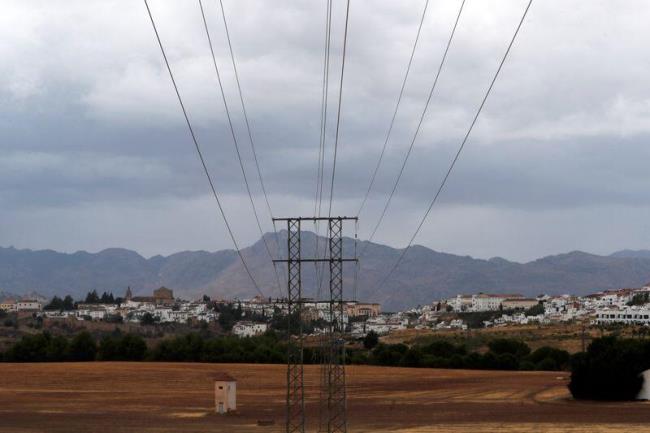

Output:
xmin=105 ymin=314 xmax=123 ymax=324
xmin=370 ymin=343 xmax=408 ymax=366
xmin=628 ymin=292 xmax=650 ymax=306
xmin=119 ymin=334 xmax=147 ymax=360
xmin=100 ymin=334 xmax=147 ymax=361
xmin=45 ymin=336 xmax=70 ymax=361
xmin=493 ymin=353 xmax=519 ymax=370
xmin=100 ymin=292 xmax=115 ymax=304
xmin=363 ymin=331 xmax=379 ymax=350
xmin=44 ymin=296 xmax=64 ymax=311
xmin=421 ymin=340 xmax=466 ymax=358
xmin=85 ymin=290 xmax=100 ymax=304
xmin=217 ymin=303 xmax=243 ymax=331
xmin=7 ymin=333 xmax=50 ymax=362
xmin=399 ymin=347 xmax=422 ymax=367
xmin=62 ymin=295 xmax=75 ymax=311
xmin=526 ymin=346 xmax=570 ymax=371
xmin=69 ymin=332 xmax=97 ymax=361
xmin=140 ymin=312 xmax=156 ymax=326
xmin=98 ymin=336 xmax=120 ymax=361
xmin=569 ymin=336 xmax=650 ymax=400
xmin=524 ymin=303 xmax=545 ymax=316
xmin=488 ymin=338 xmax=531 ymax=359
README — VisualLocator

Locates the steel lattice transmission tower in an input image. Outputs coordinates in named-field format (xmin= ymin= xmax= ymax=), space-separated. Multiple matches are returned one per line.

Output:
xmin=325 ymin=217 xmax=348 ymax=433
xmin=285 ymin=218 xmax=305 ymax=433
xmin=274 ymin=217 xmax=357 ymax=433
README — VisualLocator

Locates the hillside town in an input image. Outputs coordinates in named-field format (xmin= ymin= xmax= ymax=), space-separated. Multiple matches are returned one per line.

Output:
xmin=2 ymin=284 xmax=650 ymax=338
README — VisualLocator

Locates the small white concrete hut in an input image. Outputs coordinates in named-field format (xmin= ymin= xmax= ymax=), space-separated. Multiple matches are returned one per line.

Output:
xmin=214 ymin=373 xmax=237 ymax=414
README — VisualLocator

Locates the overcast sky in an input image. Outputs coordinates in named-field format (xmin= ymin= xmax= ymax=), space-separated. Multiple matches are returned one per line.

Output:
xmin=2 ymin=0 xmax=650 ymax=262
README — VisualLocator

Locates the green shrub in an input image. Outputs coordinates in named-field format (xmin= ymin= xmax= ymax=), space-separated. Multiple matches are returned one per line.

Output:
xmin=569 ymin=337 xmax=650 ymax=400
xmin=527 ymin=346 xmax=570 ymax=371
xmin=370 ymin=343 xmax=408 ymax=366
xmin=349 ymin=351 xmax=369 ymax=365
xmin=399 ymin=347 xmax=422 ymax=367
xmin=421 ymin=340 xmax=466 ymax=358
xmin=69 ymin=332 xmax=97 ymax=361
xmin=519 ymin=360 xmax=536 ymax=371
xmin=488 ymin=338 xmax=531 ymax=359
xmin=535 ymin=357 xmax=560 ymax=371
xmin=363 ymin=331 xmax=379 ymax=350
xmin=493 ymin=353 xmax=519 ymax=370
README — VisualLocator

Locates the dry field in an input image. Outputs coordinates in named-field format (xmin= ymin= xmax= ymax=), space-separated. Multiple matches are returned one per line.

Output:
xmin=1 ymin=362 xmax=649 ymax=433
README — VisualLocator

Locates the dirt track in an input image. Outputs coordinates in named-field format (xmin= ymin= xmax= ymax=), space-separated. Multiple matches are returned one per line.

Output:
xmin=1 ymin=363 xmax=649 ymax=432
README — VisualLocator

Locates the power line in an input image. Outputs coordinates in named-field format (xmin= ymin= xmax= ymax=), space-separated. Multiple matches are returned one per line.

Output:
xmin=374 ymin=0 xmax=534 ymax=296
xmin=144 ymin=0 xmax=265 ymax=297
xmin=315 ymin=0 xmax=333 ymax=221
xmin=315 ymin=0 xmax=333 ymax=303
xmin=361 ymin=0 xmax=466 ymax=254
xmin=326 ymin=0 xmax=351 ymax=219
xmin=217 ymin=0 xmax=274 ymax=223
xmin=198 ymin=0 xmax=282 ymax=297
xmin=356 ymin=0 xmax=431 ymax=218
xmin=213 ymin=0 xmax=287 ymax=293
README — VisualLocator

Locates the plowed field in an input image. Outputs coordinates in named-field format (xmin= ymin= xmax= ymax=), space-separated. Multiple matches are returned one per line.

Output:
xmin=1 ymin=363 xmax=649 ymax=432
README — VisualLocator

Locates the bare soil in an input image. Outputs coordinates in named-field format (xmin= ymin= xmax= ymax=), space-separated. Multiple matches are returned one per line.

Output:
xmin=0 ymin=363 xmax=649 ymax=432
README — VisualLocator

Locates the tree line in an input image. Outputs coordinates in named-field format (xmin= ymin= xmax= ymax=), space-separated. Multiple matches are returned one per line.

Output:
xmin=1 ymin=330 xmax=568 ymax=372
xmin=0 ymin=331 xmax=286 ymax=363
xmin=352 ymin=334 xmax=570 ymax=371
xmin=43 ymin=291 xmax=124 ymax=311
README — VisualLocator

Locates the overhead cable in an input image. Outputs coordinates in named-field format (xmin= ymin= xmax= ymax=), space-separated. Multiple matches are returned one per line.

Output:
xmin=374 ymin=0 xmax=534 ymax=295
xmin=198 ymin=0 xmax=283 ymax=296
xmin=361 ymin=0 xmax=467 ymax=254
xmin=144 ymin=0 xmax=266 ymax=297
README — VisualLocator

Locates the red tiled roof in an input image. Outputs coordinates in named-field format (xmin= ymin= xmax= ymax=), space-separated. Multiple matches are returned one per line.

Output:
xmin=213 ymin=373 xmax=236 ymax=382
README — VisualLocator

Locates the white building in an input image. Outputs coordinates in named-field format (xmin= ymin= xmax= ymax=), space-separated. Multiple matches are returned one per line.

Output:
xmin=42 ymin=310 xmax=76 ymax=319
xmin=595 ymin=308 xmax=650 ymax=325
xmin=356 ymin=314 xmax=408 ymax=336
xmin=16 ymin=299 xmax=42 ymax=311
xmin=152 ymin=308 xmax=189 ymax=323
xmin=0 ymin=300 xmax=17 ymax=311
xmin=471 ymin=293 xmax=522 ymax=312
xmin=232 ymin=321 xmax=268 ymax=337
xmin=447 ymin=295 xmax=473 ymax=312
xmin=76 ymin=307 xmax=108 ymax=321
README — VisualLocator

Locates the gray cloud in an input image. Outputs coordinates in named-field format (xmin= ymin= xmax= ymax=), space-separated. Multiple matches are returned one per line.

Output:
xmin=1 ymin=0 xmax=650 ymax=261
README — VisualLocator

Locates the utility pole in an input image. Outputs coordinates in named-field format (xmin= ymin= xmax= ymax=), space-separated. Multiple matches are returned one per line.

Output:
xmin=274 ymin=216 xmax=357 ymax=433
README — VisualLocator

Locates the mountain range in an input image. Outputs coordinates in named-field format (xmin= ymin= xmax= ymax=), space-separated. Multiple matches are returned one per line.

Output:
xmin=2 ymin=232 xmax=650 ymax=310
